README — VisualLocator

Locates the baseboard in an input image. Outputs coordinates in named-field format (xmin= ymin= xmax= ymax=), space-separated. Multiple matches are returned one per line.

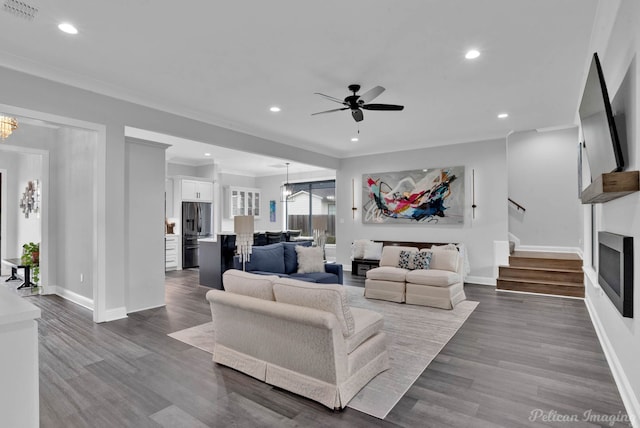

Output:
xmin=52 ymin=286 xmax=94 ymax=311
xmin=126 ymin=303 xmax=166 ymax=314
xmin=496 ymin=288 xmax=584 ymax=300
xmin=585 ymin=295 xmax=640 ymax=427
xmin=516 ymin=245 xmax=582 ymax=254
xmin=465 ymin=276 xmax=496 ymax=286
xmin=103 ymin=307 xmax=128 ymax=322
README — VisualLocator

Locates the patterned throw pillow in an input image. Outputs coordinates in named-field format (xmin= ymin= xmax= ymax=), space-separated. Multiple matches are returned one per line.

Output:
xmin=413 ymin=251 xmax=432 ymax=270
xmin=398 ymin=250 xmax=432 ymax=270
xmin=398 ymin=250 xmax=413 ymax=269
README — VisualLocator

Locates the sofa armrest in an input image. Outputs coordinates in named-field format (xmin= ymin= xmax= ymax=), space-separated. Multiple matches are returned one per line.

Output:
xmin=325 ymin=263 xmax=343 ymax=284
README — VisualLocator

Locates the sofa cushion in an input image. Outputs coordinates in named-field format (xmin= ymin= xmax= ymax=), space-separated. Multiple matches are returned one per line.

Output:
xmin=346 ymin=307 xmax=384 ymax=354
xmin=296 ymin=246 xmax=325 ymax=273
xmin=283 ymin=241 xmax=311 ymax=274
xmin=222 ymin=269 xmax=278 ymax=300
xmin=380 ymin=246 xmax=419 ymax=267
xmin=422 ymin=247 xmax=459 ymax=272
xmin=273 ymin=278 xmax=355 ymax=336
xmin=244 ymin=243 xmax=285 ymax=274
xmin=405 ymin=269 xmax=461 ymax=287
xmin=290 ymin=272 xmax=338 ymax=284
xmin=365 ymin=266 xmax=409 ymax=282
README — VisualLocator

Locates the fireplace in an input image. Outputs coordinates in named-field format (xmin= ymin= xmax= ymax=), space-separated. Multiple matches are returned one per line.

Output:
xmin=598 ymin=231 xmax=633 ymax=318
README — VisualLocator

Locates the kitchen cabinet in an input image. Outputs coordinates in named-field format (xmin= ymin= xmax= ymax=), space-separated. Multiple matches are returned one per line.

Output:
xmin=182 ymin=179 xmax=213 ymax=202
xmin=225 ymin=186 xmax=261 ymax=219
xmin=165 ymin=235 xmax=179 ymax=271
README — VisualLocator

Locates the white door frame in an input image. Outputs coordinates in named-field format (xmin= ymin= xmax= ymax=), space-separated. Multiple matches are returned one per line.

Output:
xmin=0 ymin=103 xmax=107 ymax=322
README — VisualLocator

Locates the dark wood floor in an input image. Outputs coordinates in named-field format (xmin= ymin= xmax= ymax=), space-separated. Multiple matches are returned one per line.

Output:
xmin=27 ymin=270 xmax=630 ymax=427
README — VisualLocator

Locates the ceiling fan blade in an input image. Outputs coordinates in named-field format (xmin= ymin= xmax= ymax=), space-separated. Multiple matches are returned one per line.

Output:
xmin=314 ymin=92 xmax=345 ymax=105
xmin=311 ymin=107 xmax=348 ymax=116
xmin=361 ymin=103 xmax=404 ymax=111
xmin=351 ymin=109 xmax=364 ymax=122
xmin=359 ymin=86 xmax=385 ymax=103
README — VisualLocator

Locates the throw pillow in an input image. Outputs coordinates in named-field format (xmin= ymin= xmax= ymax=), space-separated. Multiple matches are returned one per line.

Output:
xmin=398 ymin=250 xmax=414 ymax=269
xmin=243 ymin=243 xmax=285 ymax=274
xmin=398 ymin=250 xmax=432 ymax=270
xmin=283 ymin=241 xmax=311 ymax=274
xmin=363 ymin=241 xmax=383 ymax=260
xmin=413 ymin=251 xmax=432 ymax=270
xmin=296 ymin=245 xmax=325 ymax=273
xmin=352 ymin=239 xmax=371 ymax=259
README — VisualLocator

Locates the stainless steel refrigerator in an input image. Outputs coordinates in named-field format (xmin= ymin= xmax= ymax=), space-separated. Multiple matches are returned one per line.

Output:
xmin=182 ymin=201 xmax=212 ymax=268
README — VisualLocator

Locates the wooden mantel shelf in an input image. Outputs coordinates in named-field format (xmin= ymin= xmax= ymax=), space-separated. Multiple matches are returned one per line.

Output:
xmin=581 ymin=171 xmax=640 ymax=204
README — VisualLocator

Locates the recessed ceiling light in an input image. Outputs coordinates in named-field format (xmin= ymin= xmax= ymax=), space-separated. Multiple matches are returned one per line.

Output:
xmin=497 ymin=113 xmax=509 ymax=119
xmin=269 ymin=106 xmax=281 ymax=112
xmin=465 ymin=49 xmax=480 ymax=59
xmin=351 ymin=137 xmax=359 ymax=142
xmin=58 ymin=22 xmax=78 ymax=34
xmin=204 ymin=153 xmax=211 ymax=157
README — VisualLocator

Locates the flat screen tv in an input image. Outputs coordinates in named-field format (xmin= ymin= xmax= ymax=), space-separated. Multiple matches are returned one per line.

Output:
xmin=579 ymin=52 xmax=625 ymax=181
xmin=598 ymin=231 xmax=633 ymax=318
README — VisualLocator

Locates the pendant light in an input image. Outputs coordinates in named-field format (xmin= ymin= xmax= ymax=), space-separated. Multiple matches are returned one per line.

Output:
xmin=280 ymin=162 xmax=293 ymax=201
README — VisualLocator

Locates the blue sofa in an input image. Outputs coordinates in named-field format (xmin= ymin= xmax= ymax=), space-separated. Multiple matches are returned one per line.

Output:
xmin=233 ymin=242 xmax=343 ymax=284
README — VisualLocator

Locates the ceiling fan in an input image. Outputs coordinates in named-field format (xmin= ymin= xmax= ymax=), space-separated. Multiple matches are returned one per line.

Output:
xmin=312 ymin=84 xmax=404 ymax=122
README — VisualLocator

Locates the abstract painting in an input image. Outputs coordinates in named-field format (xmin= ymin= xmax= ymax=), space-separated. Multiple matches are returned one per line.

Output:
xmin=269 ymin=200 xmax=276 ymax=222
xmin=362 ymin=166 xmax=465 ymax=224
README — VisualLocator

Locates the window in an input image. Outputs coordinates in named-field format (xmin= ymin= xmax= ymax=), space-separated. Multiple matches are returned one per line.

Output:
xmin=286 ymin=180 xmax=335 ymax=241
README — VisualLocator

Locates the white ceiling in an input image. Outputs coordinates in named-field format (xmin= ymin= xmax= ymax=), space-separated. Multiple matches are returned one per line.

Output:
xmin=0 ymin=0 xmax=599 ymax=172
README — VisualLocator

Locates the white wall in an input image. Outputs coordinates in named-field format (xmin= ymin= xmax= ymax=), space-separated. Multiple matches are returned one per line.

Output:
xmin=125 ymin=138 xmax=167 ymax=312
xmin=583 ymin=0 xmax=640 ymax=421
xmin=507 ymin=127 xmax=582 ymax=249
xmin=336 ymin=138 xmax=508 ymax=282
xmin=167 ymin=163 xmax=198 ymax=177
xmin=51 ymin=127 xmax=96 ymax=299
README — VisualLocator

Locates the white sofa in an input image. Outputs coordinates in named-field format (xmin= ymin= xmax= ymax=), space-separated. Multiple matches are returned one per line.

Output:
xmin=365 ymin=245 xmax=466 ymax=309
xmin=205 ymin=269 xmax=390 ymax=409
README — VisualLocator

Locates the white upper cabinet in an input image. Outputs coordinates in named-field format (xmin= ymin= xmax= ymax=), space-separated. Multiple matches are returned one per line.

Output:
xmin=181 ymin=179 xmax=213 ymax=202
xmin=226 ymin=186 xmax=261 ymax=219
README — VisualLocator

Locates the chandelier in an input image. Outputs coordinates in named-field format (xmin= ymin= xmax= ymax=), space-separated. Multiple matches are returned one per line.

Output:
xmin=0 ymin=116 xmax=18 ymax=140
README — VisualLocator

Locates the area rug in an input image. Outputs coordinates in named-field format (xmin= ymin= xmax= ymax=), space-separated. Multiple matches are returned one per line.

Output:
xmin=168 ymin=286 xmax=478 ymax=419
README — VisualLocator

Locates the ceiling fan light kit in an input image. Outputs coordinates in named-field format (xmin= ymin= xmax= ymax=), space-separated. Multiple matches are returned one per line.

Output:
xmin=312 ymin=84 xmax=404 ymax=122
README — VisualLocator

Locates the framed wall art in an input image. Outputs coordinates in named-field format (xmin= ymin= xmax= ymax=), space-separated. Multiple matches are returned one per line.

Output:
xmin=362 ymin=166 xmax=464 ymax=225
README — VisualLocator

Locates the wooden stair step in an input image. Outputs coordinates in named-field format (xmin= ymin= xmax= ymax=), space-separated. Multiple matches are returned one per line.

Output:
xmin=497 ymin=278 xmax=585 ymax=298
xmin=508 ymin=252 xmax=583 ymax=270
xmin=498 ymin=265 xmax=584 ymax=283
xmin=511 ymin=250 xmax=582 ymax=260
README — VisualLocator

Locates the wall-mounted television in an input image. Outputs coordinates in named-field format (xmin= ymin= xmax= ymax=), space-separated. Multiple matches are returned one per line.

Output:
xmin=598 ymin=231 xmax=633 ymax=318
xmin=579 ymin=52 xmax=625 ymax=181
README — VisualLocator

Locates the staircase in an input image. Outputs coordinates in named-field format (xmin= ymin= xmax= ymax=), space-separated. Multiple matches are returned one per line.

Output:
xmin=497 ymin=251 xmax=584 ymax=298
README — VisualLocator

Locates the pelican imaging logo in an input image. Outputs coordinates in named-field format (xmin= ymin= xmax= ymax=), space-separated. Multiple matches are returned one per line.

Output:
xmin=362 ymin=166 xmax=464 ymax=225
xmin=528 ymin=409 xmax=633 ymax=426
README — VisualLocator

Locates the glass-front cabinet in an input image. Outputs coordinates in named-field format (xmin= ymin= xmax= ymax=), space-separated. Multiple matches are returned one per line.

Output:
xmin=226 ymin=186 xmax=261 ymax=219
